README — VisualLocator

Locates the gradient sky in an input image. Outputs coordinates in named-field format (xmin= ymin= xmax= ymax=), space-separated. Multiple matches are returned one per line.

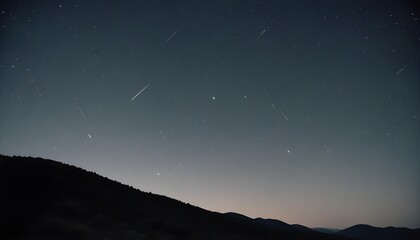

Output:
xmin=1 ymin=0 xmax=419 ymax=229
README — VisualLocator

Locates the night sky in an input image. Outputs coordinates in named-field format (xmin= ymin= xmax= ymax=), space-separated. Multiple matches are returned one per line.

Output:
xmin=1 ymin=0 xmax=419 ymax=229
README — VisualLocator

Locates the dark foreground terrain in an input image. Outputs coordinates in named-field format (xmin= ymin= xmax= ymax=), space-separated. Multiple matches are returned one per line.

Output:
xmin=1 ymin=155 xmax=418 ymax=240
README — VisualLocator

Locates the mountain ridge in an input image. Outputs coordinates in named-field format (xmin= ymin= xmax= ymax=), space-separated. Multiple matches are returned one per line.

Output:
xmin=1 ymin=154 xmax=418 ymax=240
xmin=336 ymin=224 xmax=420 ymax=240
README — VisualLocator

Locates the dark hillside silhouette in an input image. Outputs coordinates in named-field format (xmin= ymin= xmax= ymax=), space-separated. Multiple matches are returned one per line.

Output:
xmin=313 ymin=228 xmax=341 ymax=234
xmin=0 ymin=154 xmax=416 ymax=239
xmin=336 ymin=224 xmax=420 ymax=240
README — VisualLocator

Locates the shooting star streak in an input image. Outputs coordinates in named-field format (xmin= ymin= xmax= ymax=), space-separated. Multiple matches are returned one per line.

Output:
xmin=268 ymin=17 xmax=277 ymax=27
xmin=131 ymin=84 xmax=150 ymax=101
xmin=174 ymin=160 xmax=184 ymax=170
xmin=257 ymin=29 xmax=266 ymax=40
xmin=279 ymin=109 xmax=289 ymax=122
xmin=396 ymin=65 xmax=406 ymax=76
xmin=270 ymin=102 xmax=276 ymax=109
xmin=270 ymin=102 xmax=289 ymax=122
xmin=77 ymin=107 xmax=86 ymax=119
xmin=166 ymin=30 xmax=177 ymax=42
xmin=88 ymin=134 xmax=92 ymax=139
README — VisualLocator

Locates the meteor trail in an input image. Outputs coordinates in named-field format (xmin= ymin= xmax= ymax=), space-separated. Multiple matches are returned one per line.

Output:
xmin=77 ymin=107 xmax=86 ymax=119
xmin=257 ymin=29 xmax=266 ymax=40
xmin=174 ymin=160 xmax=184 ymax=170
xmin=270 ymin=102 xmax=289 ymax=122
xmin=279 ymin=109 xmax=289 ymax=122
xmin=166 ymin=30 xmax=177 ymax=42
xmin=396 ymin=65 xmax=406 ymax=76
xmin=131 ymin=84 xmax=150 ymax=101
xmin=270 ymin=102 xmax=275 ymax=109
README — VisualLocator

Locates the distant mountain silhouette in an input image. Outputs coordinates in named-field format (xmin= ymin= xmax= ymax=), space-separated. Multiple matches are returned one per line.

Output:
xmin=313 ymin=227 xmax=341 ymax=234
xmin=254 ymin=217 xmax=293 ymax=230
xmin=0 ymin=154 xmax=415 ymax=240
xmin=336 ymin=224 xmax=420 ymax=240
xmin=224 ymin=213 xmax=311 ymax=232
